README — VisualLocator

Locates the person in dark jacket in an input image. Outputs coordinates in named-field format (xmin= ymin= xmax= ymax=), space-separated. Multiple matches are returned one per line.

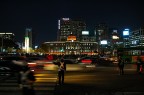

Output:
xmin=118 ymin=56 xmax=125 ymax=75
xmin=18 ymin=66 xmax=36 ymax=95
xmin=58 ymin=58 xmax=66 ymax=85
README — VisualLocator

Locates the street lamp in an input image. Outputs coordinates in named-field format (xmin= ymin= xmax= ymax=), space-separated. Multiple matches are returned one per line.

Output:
xmin=1 ymin=35 xmax=3 ymax=52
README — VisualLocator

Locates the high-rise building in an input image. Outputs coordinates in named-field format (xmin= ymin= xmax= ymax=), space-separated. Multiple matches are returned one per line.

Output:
xmin=95 ymin=23 xmax=109 ymax=54
xmin=57 ymin=18 xmax=86 ymax=41
xmin=95 ymin=23 xmax=109 ymax=43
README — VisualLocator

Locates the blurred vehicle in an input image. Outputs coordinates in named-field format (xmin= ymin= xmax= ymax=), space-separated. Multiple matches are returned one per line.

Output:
xmin=26 ymin=57 xmax=55 ymax=71
xmin=77 ymin=56 xmax=97 ymax=64
xmin=54 ymin=59 xmax=92 ymax=71
xmin=0 ymin=56 xmax=27 ymax=76
xmin=96 ymin=57 xmax=114 ymax=66
xmin=62 ymin=55 xmax=78 ymax=63
xmin=108 ymin=57 xmax=118 ymax=64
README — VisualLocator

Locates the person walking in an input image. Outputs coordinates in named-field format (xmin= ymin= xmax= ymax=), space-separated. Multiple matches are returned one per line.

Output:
xmin=58 ymin=58 xmax=66 ymax=85
xmin=18 ymin=66 xmax=36 ymax=95
xmin=118 ymin=56 xmax=125 ymax=75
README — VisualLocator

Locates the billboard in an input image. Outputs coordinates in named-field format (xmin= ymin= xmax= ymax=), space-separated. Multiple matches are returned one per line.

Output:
xmin=112 ymin=35 xmax=119 ymax=39
xmin=123 ymin=29 xmax=129 ymax=36
xmin=82 ymin=31 xmax=89 ymax=35
xmin=100 ymin=40 xmax=107 ymax=45
xmin=67 ymin=35 xmax=76 ymax=41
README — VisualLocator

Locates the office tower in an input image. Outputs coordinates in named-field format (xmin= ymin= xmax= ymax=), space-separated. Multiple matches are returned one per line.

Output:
xmin=57 ymin=18 xmax=86 ymax=41
xmin=95 ymin=23 xmax=109 ymax=54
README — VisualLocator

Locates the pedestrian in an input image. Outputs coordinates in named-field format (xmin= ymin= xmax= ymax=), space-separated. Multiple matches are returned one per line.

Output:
xmin=118 ymin=56 xmax=125 ymax=75
xmin=136 ymin=56 xmax=143 ymax=74
xmin=58 ymin=58 xmax=66 ymax=85
xmin=18 ymin=66 xmax=36 ymax=95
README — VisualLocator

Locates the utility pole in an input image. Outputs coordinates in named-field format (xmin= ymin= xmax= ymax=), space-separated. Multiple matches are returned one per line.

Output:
xmin=1 ymin=35 xmax=3 ymax=52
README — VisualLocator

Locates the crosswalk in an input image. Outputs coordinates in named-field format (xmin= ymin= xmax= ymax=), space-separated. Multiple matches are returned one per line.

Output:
xmin=0 ymin=72 xmax=58 ymax=95
xmin=34 ymin=73 xmax=58 ymax=95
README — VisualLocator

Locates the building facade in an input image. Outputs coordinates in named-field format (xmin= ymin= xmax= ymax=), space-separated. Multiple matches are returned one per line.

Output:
xmin=42 ymin=35 xmax=97 ymax=55
xmin=95 ymin=23 xmax=110 ymax=55
xmin=0 ymin=32 xmax=16 ymax=52
xmin=57 ymin=18 xmax=86 ymax=41
xmin=130 ymin=28 xmax=144 ymax=47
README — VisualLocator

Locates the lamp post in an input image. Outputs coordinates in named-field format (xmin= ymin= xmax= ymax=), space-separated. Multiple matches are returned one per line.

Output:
xmin=1 ymin=35 xmax=3 ymax=52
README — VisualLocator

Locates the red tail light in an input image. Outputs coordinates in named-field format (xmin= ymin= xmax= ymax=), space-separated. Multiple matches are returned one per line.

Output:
xmin=81 ymin=59 xmax=92 ymax=63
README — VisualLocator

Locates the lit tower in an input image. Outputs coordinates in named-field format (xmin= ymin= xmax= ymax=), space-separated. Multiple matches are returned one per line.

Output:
xmin=25 ymin=28 xmax=32 ymax=53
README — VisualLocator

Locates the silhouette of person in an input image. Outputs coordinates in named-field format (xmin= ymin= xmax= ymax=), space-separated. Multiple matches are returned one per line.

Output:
xmin=118 ymin=56 xmax=124 ymax=75
xmin=136 ymin=56 xmax=142 ymax=74
xmin=58 ymin=58 xmax=66 ymax=85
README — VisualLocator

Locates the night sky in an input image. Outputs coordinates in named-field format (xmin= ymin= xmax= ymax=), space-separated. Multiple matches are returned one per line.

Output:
xmin=0 ymin=0 xmax=144 ymax=45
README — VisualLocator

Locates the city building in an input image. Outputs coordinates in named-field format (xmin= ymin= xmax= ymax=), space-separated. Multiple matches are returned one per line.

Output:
xmin=42 ymin=35 xmax=97 ymax=55
xmin=57 ymin=18 xmax=86 ymax=41
xmin=24 ymin=28 xmax=34 ymax=53
xmin=0 ymin=32 xmax=16 ymax=52
xmin=95 ymin=23 xmax=110 ymax=55
xmin=130 ymin=28 xmax=144 ymax=47
xmin=110 ymin=29 xmax=120 ymax=56
xmin=123 ymin=28 xmax=130 ymax=48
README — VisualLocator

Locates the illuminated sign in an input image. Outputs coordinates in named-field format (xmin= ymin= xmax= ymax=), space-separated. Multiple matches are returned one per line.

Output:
xmin=112 ymin=36 xmax=119 ymax=39
xmin=123 ymin=29 xmax=129 ymax=36
xmin=62 ymin=18 xmax=70 ymax=20
xmin=82 ymin=31 xmax=89 ymax=35
xmin=67 ymin=36 xmax=76 ymax=41
xmin=100 ymin=40 xmax=107 ymax=45
xmin=113 ymin=30 xmax=117 ymax=33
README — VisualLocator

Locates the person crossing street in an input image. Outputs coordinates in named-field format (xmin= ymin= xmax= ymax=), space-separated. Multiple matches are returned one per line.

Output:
xmin=57 ymin=58 xmax=66 ymax=85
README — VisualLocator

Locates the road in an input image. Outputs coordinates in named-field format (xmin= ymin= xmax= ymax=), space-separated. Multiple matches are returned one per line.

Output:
xmin=54 ymin=64 xmax=144 ymax=95
xmin=0 ymin=70 xmax=58 ymax=95
xmin=1 ymin=64 xmax=144 ymax=95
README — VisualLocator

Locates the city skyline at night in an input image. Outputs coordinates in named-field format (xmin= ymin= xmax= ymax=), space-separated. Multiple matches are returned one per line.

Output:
xmin=0 ymin=0 xmax=144 ymax=45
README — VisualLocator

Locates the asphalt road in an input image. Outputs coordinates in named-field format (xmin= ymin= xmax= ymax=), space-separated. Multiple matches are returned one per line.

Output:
xmin=1 ymin=64 xmax=144 ymax=95
xmin=54 ymin=64 xmax=144 ymax=95
xmin=0 ymin=70 xmax=58 ymax=95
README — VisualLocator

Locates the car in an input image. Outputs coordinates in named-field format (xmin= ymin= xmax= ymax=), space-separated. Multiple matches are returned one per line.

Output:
xmin=76 ymin=56 xmax=97 ymax=64
xmin=26 ymin=57 xmax=56 ymax=71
